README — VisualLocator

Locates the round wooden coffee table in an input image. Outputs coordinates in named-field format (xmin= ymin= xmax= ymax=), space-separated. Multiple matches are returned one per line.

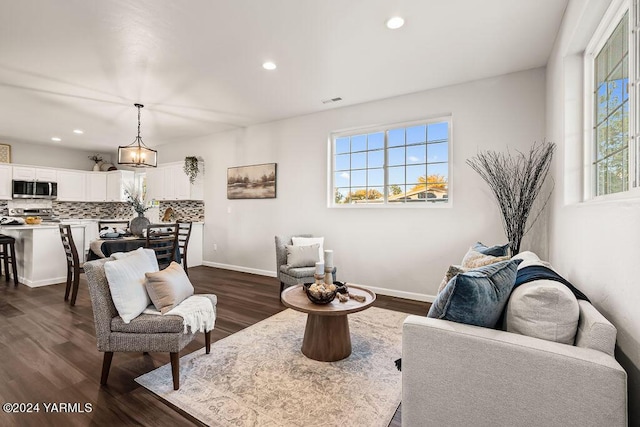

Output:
xmin=280 ymin=284 xmax=376 ymax=362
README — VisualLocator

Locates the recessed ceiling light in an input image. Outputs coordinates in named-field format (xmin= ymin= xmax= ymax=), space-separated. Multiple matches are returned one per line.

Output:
xmin=386 ymin=16 xmax=405 ymax=29
xmin=51 ymin=137 xmax=61 ymax=142
xmin=73 ymin=129 xmax=84 ymax=134
xmin=262 ymin=61 xmax=277 ymax=70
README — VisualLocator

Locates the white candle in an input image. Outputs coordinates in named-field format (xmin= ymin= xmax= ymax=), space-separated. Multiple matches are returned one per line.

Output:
xmin=315 ymin=261 xmax=324 ymax=275
xmin=324 ymin=250 xmax=334 ymax=269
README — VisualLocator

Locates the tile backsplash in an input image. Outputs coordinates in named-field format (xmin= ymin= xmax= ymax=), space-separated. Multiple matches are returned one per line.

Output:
xmin=0 ymin=200 xmax=204 ymax=222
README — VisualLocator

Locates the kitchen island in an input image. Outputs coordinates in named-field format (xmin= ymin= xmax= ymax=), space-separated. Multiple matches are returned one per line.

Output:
xmin=0 ymin=223 xmax=86 ymax=287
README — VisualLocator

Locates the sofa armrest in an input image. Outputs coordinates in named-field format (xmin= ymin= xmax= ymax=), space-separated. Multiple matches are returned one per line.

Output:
xmin=575 ymin=300 xmax=617 ymax=356
xmin=402 ymin=316 xmax=627 ymax=427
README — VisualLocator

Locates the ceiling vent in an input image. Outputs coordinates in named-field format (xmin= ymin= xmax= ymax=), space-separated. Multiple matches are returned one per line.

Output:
xmin=322 ymin=97 xmax=343 ymax=104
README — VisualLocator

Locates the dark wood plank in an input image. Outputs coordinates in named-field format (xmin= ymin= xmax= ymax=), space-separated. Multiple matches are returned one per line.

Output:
xmin=0 ymin=266 xmax=430 ymax=426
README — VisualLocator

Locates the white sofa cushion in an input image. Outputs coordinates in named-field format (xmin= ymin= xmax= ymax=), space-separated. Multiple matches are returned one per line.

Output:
xmin=505 ymin=279 xmax=580 ymax=345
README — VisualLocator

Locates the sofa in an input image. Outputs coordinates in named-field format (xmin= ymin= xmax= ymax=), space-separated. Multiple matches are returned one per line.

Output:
xmin=402 ymin=251 xmax=627 ymax=426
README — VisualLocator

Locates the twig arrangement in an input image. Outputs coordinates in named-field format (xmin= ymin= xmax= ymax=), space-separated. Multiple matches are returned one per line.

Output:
xmin=466 ymin=141 xmax=555 ymax=255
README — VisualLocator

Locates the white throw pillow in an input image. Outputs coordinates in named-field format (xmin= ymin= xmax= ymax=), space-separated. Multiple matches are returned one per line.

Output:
xmin=112 ymin=247 xmax=160 ymax=270
xmin=286 ymin=243 xmax=320 ymax=268
xmin=505 ymin=280 xmax=580 ymax=345
xmin=461 ymin=248 xmax=509 ymax=269
xmin=291 ymin=237 xmax=324 ymax=262
xmin=145 ymin=262 xmax=195 ymax=314
xmin=104 ymin=247 xmax=159 ymax=323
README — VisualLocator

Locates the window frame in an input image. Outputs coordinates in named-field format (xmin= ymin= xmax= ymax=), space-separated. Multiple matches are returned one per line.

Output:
xmin=328 ymin=116 xmax=453 ymax=208
xmin=584 ymin=0 xmax=640 ymax=201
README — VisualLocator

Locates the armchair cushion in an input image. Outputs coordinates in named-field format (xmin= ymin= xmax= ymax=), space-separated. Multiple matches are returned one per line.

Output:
xmin=428 ymin=259 xmax=522 ymax=328
xmin=111 ymin=313 xmax=185 ymax=333
xmin=291 ymin=236 xmax=324 ymax=261
xmin=104 ymin=248 xmax=158 ymax=323
xmin=280 ymin=265 xmax=316 ymax=279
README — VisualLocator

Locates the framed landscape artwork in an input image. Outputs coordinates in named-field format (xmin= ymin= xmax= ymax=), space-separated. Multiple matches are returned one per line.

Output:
xmin=227 ymin=163 xmax=277 ymax=199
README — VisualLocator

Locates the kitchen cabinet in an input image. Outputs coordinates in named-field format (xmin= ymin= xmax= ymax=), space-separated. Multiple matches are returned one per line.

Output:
xmin=0 ymin=164 xmax=12 ymax=200
xmin=57 ymin=170 xmax=87 ymax=201
xmin=12 ymin=166 xmax=57 ymax=181
xmin=146 ymin=162 xmax=203 ymax=201
xmin=86 ymin=173 xmax=107 ymax=202
xmin=106 ymin=170 xmax=134 ymax=202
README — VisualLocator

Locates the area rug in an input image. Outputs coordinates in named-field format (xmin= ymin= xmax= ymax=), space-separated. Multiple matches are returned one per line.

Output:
xmin=136 ymin=307 xmax=409 ymax=427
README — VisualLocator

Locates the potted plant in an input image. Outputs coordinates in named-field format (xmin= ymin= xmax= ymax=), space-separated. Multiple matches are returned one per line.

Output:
xmin=183 ymin=156 xmax=200 ymax=184
xmin=124 ymin=187 xmax=151 ymax=236
xmin=88 ymin=154 xmax=103 ymax=171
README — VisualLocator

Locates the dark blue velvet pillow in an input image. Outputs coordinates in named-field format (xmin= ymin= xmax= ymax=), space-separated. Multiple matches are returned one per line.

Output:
xmin=473 ymin=241 xmax=510 ymax=257
xmin=427 ymin=258 xmax=522 ymax=328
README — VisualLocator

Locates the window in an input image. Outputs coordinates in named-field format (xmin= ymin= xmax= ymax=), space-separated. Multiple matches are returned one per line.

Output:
xmin=586 ymin=0 xmax=638 ymax=198
xmin=331 ymin=118 xmax=450 ymax=206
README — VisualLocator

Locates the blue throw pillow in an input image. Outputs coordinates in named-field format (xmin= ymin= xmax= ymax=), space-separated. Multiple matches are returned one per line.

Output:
xmin=427 ymin=258 xmax=522 ymax=328
xmin=473 ymin=241 xmax=510 ymax=257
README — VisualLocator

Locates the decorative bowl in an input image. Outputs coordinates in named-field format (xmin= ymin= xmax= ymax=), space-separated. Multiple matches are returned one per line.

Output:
xmin=303 ymin=283 xmax=337 ymax=304
xmin=25 ymin=216 xmax=42 ymax=225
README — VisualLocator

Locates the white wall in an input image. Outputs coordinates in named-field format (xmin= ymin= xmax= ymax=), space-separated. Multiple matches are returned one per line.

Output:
xmin=546 ymin=0 xmax=639 ymax=422
xmin=3 ymin=140 xmax=113 ymax=170
xmin=158 ymin=68 xmax=546 ymax=301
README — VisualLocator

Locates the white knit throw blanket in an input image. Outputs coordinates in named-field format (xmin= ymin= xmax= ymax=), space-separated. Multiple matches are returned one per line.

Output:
xmin=143 ymin=295 xmax=216 ymax=334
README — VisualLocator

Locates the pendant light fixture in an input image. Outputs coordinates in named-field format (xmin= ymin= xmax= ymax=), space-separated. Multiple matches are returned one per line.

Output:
xmin=118 ymin=103 xmax=157 ymax=168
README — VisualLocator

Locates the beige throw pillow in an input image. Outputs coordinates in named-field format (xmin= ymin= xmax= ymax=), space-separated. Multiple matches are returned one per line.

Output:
xmin=461 ymin=248 xmax=509 ymax=269
xmin=286 ymin=243 xmax=320 ymax=268
xmin=437 ymin=265 xmax=468 ymax=294
xmin=145 ymin=262 xmax=195 ymax=314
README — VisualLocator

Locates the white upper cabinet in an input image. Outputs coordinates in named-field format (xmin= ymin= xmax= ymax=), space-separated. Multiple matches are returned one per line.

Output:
xmin=86 ymin=173 xmax=107 ymax=202
xmin=146 ymin=162 xmax=203 ymax=201
xmin=106 ymin=170 xmax=134 ymax=202
xmin=0 ymin=164 xmax=12 ymax=200
xmin=57 ymin=170 xmax=86 ymax=201
xmin=12 ymin=166 xmax=57 ymax=182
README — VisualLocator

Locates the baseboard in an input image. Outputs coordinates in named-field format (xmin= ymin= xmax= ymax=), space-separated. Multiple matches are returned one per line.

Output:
xmin=365 ymin=286 xmax=435 ymax=303
xmin=202 ymin=262 xmax=434 ymax=302
xmin=203 ymin=261 xmax=277 ymax=278
xmin=19 ymin=276 xmax=66 ymax=288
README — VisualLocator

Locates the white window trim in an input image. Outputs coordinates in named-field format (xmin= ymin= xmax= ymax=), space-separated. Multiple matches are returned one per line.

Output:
xmin=583 ymin=0 xmax=637 ymax=202
xmin=327 ymin=116 xmax=453 ymax=208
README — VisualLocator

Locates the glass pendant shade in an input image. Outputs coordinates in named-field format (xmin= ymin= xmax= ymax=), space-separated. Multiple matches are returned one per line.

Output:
xmin=118 ymin=103 xmax=157 ymax=168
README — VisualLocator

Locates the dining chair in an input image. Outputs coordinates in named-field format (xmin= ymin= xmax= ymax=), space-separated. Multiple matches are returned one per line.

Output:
xmin=177 ymin=222 xmax=193 ymax=276
xmin=145 ymin=224 xmax=179 ymax=270
xmin=59 ymin=224 xmax=83 ymax=305
xmin=98 ymin=220 xmax=130 ymax=234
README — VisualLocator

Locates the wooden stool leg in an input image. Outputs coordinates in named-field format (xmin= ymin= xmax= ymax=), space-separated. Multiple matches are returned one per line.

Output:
xmin=170 ymin=352 xmax=180 ymax=390
xmin=10 ymin=243 xmax=18 ymax=287
xmin=70 ymin=265 xmax=80 ymax=306
xmin=205 ymin=330 xmax=211 ymax=354
xmin=3 ymin=243 xmax=9 ymax=283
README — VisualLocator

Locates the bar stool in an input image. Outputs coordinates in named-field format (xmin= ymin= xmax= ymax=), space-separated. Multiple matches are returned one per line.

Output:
xmin=0 ymin=235 xmax=19 ymax=287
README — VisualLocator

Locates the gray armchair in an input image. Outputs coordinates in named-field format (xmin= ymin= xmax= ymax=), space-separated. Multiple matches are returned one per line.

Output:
xmin=275 ymin=234 xmax=336 ymax=295
xmin=83 ymin=257 xmax=217 ymax=390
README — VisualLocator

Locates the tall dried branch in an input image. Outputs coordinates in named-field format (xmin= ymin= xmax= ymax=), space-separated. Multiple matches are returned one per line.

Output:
xmin=466 ymin=141 xmax=555 ymax=255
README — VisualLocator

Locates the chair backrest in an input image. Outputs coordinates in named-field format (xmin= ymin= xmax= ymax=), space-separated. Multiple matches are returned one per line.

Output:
xmin=145 ymin=223 xmax=179 ymax=270
xmin=59 ymin=224 xmax=80 ymax=267
xmin=98 ymin=220 xmax=130 ymax=234
xmin=177 ymin=222 xmax=192 ymax=258
xmin=83 ymin=258 xmax=118 ymax=351
xmin=275 ymin=234 xmax=313 ymax=271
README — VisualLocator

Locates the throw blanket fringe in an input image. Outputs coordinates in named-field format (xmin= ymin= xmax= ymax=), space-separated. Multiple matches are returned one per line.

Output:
xmin=143 ymin=295 xmax=216 ymax=333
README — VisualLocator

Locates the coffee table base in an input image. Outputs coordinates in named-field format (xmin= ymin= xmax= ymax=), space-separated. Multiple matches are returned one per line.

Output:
xmin=301 ymin=314 xmax=351 ymax=362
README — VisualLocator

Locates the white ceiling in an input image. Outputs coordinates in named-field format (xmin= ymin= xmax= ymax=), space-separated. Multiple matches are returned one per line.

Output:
xmin=0 ymin=0 xmax=568 ymax=151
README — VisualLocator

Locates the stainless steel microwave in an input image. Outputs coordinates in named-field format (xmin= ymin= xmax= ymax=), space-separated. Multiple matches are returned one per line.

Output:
xmin=12 ymin=180 xmax=58 ymax=199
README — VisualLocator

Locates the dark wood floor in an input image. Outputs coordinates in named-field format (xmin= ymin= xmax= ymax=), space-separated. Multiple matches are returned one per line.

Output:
xmin=0 ymin=267 xmax=430 ymax=426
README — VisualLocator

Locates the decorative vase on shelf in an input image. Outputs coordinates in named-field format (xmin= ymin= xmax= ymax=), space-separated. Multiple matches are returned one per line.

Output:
xmin=93 ymin=162 xmax=101 ymax=171
xmin=130 ymin=214 xmax=150 ymax=237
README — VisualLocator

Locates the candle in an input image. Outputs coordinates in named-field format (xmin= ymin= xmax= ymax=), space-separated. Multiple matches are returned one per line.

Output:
xmin=315 ymin=261 xmax=324 ymax=275
xmin=324 ymin=250 xmax=334 ymax=269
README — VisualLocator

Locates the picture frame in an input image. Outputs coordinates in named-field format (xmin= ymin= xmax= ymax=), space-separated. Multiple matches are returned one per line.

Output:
xmin=0 ymin=144 xmax=11 ymax=163
xmin=227 ymin=163 xmax=277 ymax=199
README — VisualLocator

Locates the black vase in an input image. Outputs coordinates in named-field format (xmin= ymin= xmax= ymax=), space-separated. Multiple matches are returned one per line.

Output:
xmin=130 ymin=214 xmax=150 ymax=237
